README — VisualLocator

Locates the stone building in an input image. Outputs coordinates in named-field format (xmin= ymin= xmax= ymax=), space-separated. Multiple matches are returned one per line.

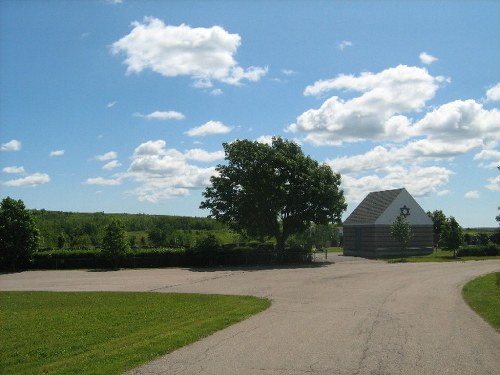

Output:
xmin=343 ymin=188 xmax=433 ymax=258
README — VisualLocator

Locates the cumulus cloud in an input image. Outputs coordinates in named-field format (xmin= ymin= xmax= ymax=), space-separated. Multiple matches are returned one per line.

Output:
xmin=486 ymin=83 xmax=500 ymax=102
xmin=486 ymin=176 xmax=500 ymax=191
xmin=134 ymin=110 xmax=185 ymax=121
xmin=119 ymin=139 xmax=217 ymax=202
xmin=95 ymin=151 xmax=118 ymax=161
xmin=111 ymin=18 xmax=267 ymax=88
xmin=464 ymin=190 xmax=480 ymax=199
xmin=419 ymin=52 xmax=438 ymax=65
xmin=291 ymin=65 xmax=447 ymax=145
xmin=473 ymin=149 xmax=500 ymax=169
xmin=4 ymin=173 xmax=50 ymax=187
xmin=84 ymin=177 xmax=121 ymax=186
xmin=337 ymin=40 xmax=352 ymax=51
xmin=1 ymin=139 xmax=21 ymax=152
xmin=50 ymin=150 xmax=65 ymax=157
xmin=2 ymin=166 xmax=25 ymax=174
xmin=340 ymin=166 xmax=453 ymax=204
xmin=185 ymin=120 xmax=232 ymax=137
xmin=102 ymin=160 xmax=122 ymax=170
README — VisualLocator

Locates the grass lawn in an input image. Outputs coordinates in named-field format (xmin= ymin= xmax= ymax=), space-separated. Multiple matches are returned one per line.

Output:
xmin=385 ymin=249 xmax=500 ymax=263
xmin=462 ymin=272 xmax=500 ymax=331
xmin=0 ymin=291 xmax=270 ymax=375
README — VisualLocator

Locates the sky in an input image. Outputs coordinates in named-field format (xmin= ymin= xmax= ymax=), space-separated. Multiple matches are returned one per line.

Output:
xmin=1 ymin=0 xmax=499 ymax=228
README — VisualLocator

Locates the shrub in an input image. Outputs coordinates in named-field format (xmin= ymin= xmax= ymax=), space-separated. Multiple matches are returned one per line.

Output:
xmin=456 ymin=244 xmax=499 ymax=257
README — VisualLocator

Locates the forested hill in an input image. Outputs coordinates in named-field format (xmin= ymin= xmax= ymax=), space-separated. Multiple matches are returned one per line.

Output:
xmin=31 ymin=210 xmax=236 ymax=250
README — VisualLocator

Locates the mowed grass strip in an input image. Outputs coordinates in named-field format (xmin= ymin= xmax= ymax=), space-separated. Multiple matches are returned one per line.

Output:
xmin=462 ymin=272 xmax=500 ymax=331
xmin=0 ymin=291 xmax=270 ymax=375
xmin=385 ymin=249 xmax=500 ymax=263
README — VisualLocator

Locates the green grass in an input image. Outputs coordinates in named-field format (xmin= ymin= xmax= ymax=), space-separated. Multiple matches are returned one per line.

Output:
xmin=385 ymin=249 xmax=500 ymax=263
xmin=462 ymin=272 xmax=500 ymax=331
xmin=0 ymin=291 xmax=270 ymax=375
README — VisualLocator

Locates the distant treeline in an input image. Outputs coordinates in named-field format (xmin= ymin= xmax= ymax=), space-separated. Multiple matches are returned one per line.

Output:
xmin=31 ymin=210 xmax=240 ymax=250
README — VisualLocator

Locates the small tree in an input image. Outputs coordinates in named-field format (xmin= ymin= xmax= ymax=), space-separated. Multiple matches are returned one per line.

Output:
xmin=390 ymin=214 xmax=413 ymax=260
xmin=439 ymin=216 xmax=463 ymax=258
xmin=427 ymin=210 xmax=447 ymax=248
xmin=0 ymin=197 xmax=40 ymax=271
xmin=101 ymin=219 xmax=129 ymax=269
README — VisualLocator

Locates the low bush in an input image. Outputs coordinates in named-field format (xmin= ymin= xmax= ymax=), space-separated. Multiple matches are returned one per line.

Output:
xmin=456 ymin=244 xmax=499 ymax=257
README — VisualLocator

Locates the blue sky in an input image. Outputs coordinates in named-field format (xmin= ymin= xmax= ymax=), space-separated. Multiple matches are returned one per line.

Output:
xmin=1 ymin=1 xmax=499 ymax=228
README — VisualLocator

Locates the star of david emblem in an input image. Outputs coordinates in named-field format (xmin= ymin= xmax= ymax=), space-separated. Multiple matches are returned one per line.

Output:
xmin=400 ymin=205 xmax=410 ymax=217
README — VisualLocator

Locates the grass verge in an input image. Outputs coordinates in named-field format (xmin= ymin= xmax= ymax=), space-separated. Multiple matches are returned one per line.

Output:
xmin=462 ymin=272 xmax=500 ymax=331
xmin=385 ymin=249 xmax=500 ymax=263
xmin=0 ymin=291 xmax=270 ymax=375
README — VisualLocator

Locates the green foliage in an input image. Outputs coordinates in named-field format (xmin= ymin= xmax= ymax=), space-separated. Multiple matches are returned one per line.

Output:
xmin=101 ymin=219 xmax=129 ymax=269
xmin=439 ymin=216 xmax=464 ymax=257
xmin=0 ymin=197 xmax=40 ymax=271
xmin=390 ymin=214 xmax=413 ymax=259
xmin=456 ymin=244 xmax=499 ymax=257
xmin=0 ymin=291 xmax=270 ymax=375
xmin=427 ymin=209 xmax=447 ymax=246
xmin=462 ymin=273 xmax=500 ymax=331
xmin=194 ymin=234 xmax=220 ymax=254
xmin=200 ymin=137 xmax=346 ymax=251
xmin=30 ymin=210 xmax=237 ymax=250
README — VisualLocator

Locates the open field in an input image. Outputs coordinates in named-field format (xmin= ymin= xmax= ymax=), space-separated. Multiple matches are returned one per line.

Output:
xmin=0 ymin=292 xmax=270 ymax=375
xmin=463 ymin=272 xmax=500 ymax=331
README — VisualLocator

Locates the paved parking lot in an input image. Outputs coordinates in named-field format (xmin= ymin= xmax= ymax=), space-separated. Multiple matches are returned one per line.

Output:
xmin=1 ymin=258 xmax=499 ymax=375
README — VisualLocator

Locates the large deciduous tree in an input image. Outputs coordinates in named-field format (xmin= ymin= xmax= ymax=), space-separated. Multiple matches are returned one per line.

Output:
xmin=200 ymin=138 xmax=347 ymax=251
xmin=0 ymin=197 xmax=40 ymax=271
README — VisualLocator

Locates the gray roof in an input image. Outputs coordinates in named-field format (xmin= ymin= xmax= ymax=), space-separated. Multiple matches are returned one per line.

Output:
xmin=344 ymin=188 xmax=404 ymax=225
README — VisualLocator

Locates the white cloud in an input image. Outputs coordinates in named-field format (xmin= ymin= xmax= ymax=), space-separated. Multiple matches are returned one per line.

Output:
xmin=1 ymin=139 xmax=21 ymax=152
xmin=119 ymin=139 xmax=217 ymax=202
xmin=111 ymin=18 xmax=267 ymax=87
xmin=255 ymin=135 xmax=274 ymax=145
xmin=464 ymin=190 xmax=480 ymax=199
xmin=106 ymin=101 xmax=117 ymax=108
xmin=340 ymin=165 xmax=453 ymax=204
xmin=337 ymin=40 xmax=352 ymax=51
xmin=473 ymin=149 xmax=500 ymax=169
xmin=281 ymin=69 xmax=297 ymax=76
xmin=485 ymin=176 xmax=500 ymax=191
xmin=134 ymin=110 xmax=185 ymax=121
xmin=486 ymin=83 xmax=500 ymax=102
xmin=185 ymin=120 xmax=232 ymax=137
xmin=184 ymin=149 xmax=224 ymax=162
xmin=4 ymin=173 xmax=50 ymax=187
xmin=437 ymin=190 xmax=451 ymax=196
xmin=50 ymin=150 xmax=65 ymax=157
xmin=2 ymin=166 xmax=25 ymax=174
xmin=292 ymin=65 xmax=447 ymax=145
xmin=210 ymin=88 xmax=223 ymax=96
xmin=102 ymin=160 xmax=122 ymax=170
xmin=95 ymin=151 xmax=118 ymax=161
xmin=84 ymin=177 xmax=121 ymax=186
xmin=419 ymin=52 xmax=438 ymax=65
xmin=414 ymin=100 xmax=500 ymax=142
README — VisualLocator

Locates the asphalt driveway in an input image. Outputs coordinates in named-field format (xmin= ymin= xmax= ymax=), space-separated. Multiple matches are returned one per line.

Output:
xmin=1 ymin=258 xmax=499 ymax=375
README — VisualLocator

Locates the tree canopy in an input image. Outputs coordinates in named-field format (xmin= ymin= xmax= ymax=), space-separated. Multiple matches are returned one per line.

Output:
xmin=390 ymin=214 xmax=413 ymax=259
xmin=0 ymin=197 xmax=40 ymax=271
xmin=200 ymin=137 xmax=347 ymax=250
xmin=101 ymin=219 xmax=129 ymax=269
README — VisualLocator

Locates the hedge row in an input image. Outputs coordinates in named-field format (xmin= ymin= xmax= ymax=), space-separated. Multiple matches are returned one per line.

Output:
xmin=31 ymin=246 xmax=311 ymax=270
xmin=456 ymin=244 xmax=499 ymax=257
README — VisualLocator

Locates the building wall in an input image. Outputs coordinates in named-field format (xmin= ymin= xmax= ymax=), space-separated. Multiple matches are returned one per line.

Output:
xmin=344 ymin=225 xmax=433 ymax=258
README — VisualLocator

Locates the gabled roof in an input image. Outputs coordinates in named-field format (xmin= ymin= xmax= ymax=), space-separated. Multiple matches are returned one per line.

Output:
xmin=344 ymin=188 xmax=404 ymax=225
